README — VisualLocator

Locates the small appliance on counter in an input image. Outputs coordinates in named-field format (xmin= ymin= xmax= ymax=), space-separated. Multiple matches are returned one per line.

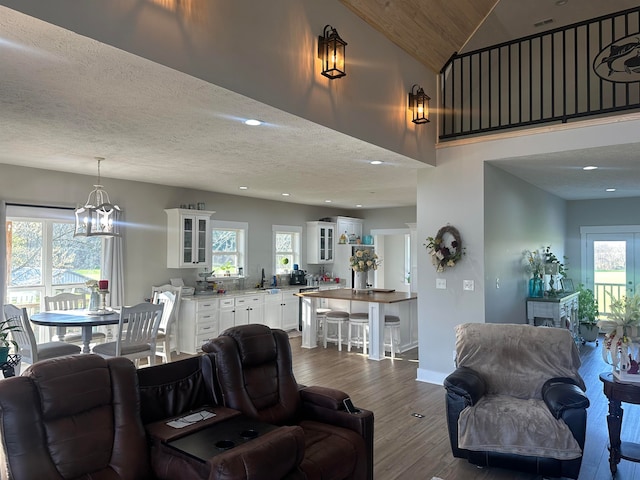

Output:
xmin=289 ymin=270 xmax=306 ymax=285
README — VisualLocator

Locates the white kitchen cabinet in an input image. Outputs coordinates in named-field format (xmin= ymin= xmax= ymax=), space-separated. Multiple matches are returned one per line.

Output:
xmin=307 ymin=221 xmax=335 ymax=264
xmin=178 ymin=297 xmax=218 ymax=354
xmin=263 ymin=294 xmax=283 ymax=329
xmin=219 ymin=297 xmax=236 ymax=333
xmin=264 ymin=292 xmax=299 ymax=331
xmin=331 ymin=216 xmax=363 ymax=243
xmin=165 ymin=208 xmax=215 ymax=268
xmin=234 ymin=294 xmax=264 ymax=325
xmin=281 ymin=292 xmax=299 ymax=331
xmin=219 ymin=295 xmax=265 ymax=331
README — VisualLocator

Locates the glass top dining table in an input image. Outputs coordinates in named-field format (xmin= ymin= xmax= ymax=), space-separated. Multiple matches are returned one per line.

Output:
xmin=30 ymin=309 xmax=120 ymax=353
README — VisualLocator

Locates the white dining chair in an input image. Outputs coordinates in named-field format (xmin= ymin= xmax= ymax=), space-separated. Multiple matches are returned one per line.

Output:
xmin=44 ymin=293 xmax=106 ymax=345
xmin=92 ymin=302 xmax=164 ymax=367
xmin=151 ymin=284 xmax=182 ymax=355
xmin=2 ymin=304 xmax=81 ymax=371
xmin=152 ymin=291 xmax=177 ymax=363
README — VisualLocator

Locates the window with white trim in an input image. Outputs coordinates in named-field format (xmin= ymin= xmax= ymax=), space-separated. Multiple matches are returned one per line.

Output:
xmin=273 ymin=225 xmax=301 ymax=275
xmin=211 ymin=221 xmax=247 ymax=276
xmin=5 ymin=205 xmax=102 ymax=318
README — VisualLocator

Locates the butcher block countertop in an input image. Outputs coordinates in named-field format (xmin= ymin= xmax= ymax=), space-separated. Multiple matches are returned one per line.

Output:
xmin=295 ymin=288 xmax=417 ymax=304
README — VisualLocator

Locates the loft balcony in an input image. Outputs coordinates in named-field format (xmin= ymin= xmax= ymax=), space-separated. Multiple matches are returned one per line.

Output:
xmin=439 ymin=6 xmax=640 ymax=141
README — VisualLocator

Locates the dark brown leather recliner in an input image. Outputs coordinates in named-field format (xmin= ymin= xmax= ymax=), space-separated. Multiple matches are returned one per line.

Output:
xmin=0 ymin=354 xmax=151 ymax=480
xmin=202 ymin=324 xmax=374 ymax=480
xmin=137 ymin=354 xmax=306 ymax=480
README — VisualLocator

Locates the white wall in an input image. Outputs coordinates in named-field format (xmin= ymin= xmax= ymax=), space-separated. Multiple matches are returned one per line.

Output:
xmin=484 ymin=164 xmax=567 ymax=324
xmin=1 ymin=0 xmax=438 ymax=165
xmin=416 ymin=153 xmax=485 ymax=384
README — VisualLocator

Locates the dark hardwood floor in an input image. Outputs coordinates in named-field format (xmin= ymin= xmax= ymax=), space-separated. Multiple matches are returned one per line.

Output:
xmin=287 ymin=333 xmax=640 ymax=480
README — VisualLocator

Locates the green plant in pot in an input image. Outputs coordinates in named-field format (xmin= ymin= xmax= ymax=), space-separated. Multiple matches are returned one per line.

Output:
xmin=577 ymin=284 xmax=599 ymax=343
xmin=0 ymin=318 xmax=21 ymax=364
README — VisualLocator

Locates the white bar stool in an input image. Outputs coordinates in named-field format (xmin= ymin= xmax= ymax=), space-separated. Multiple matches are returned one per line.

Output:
xmin=323 ymin=311 xmax=349 ymax=350
xmin=316 ymin=307 xmax=332 ymax=341
xmin=348 ymin=312 xmax=369 ymax=354
xmin=384 ymin=315 xmax=401 ymax=359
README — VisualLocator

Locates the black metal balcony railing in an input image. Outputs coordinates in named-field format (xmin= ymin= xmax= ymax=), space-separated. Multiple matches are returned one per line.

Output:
xmin=440 ymin=7 xmax=640 ymax=140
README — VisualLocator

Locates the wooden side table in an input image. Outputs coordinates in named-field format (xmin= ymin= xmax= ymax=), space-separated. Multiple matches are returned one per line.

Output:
xmin=599 ymin=372 xmax=640 ymax=474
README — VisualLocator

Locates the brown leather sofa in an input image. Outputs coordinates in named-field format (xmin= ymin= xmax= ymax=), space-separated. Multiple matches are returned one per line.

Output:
xmin=0 ymin=341 xmax=373 ymax=480
xmin=0 ymin=354 xmax=151 ymax=480
xmin=202 ymin=325 xmax=374 ymax=480
xmin=137 ymin=354 xmax=306 ymax=480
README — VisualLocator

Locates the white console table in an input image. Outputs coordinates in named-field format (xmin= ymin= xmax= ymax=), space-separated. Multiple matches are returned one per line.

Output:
xmin=526 ymin=292 xmax=580 ymax=331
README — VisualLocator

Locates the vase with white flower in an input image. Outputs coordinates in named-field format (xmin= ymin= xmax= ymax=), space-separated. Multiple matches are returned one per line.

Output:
xmin=523 ymin=249 xmax=545 ymax=298
xmin=598 ymin=293 xmax=640 ymax=374
xmin=349 ymin=248 xmax=380 ymax=293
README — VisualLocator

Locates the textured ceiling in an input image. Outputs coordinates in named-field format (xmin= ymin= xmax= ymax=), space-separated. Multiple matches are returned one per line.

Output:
xmin=1 ymin=1 xmax=639 ymax=207
xmin=0 ymin=7 xmax=426 ymax=210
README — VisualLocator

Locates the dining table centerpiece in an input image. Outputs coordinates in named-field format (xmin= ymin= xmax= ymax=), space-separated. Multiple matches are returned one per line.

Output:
xmin=598 ymin=293 xmax=640 ymax=375
xmin=349 ymin=248 xmax=380 ymax=293
xmin=86 ymin=279 xmax=101 ymax=311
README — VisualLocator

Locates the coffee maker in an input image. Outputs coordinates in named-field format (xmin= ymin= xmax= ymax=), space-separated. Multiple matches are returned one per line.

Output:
xmin=289 ymin=270 xmax=306 ymax=285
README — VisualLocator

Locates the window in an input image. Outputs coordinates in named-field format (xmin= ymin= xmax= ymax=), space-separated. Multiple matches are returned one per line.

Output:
xmin=211 ymin=221 xmax=247 ymax=276
xmin=6 ymin=205 xmax=102 ymax=317
xmin=273 ymin=225 xmax=301 ymax=275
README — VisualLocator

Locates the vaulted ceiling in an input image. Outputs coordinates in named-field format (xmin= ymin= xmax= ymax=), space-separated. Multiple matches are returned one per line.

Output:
xmin=338 ymin=0 xmax=499 ymax=73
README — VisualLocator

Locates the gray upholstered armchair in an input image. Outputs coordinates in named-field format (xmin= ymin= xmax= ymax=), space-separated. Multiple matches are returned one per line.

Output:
xmin=444 ymin=323 xmax=590 ymax=479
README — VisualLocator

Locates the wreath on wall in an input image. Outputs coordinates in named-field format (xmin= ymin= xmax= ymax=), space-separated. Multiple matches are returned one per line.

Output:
xmin=425 ymin=225 xmax=465 ymax=273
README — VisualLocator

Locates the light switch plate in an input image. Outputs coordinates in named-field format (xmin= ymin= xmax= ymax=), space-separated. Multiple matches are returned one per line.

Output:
xmin=463 ymin=280 xmax=474 ymax=291
xmin=436 ymin=278 xmax=446 ymax=289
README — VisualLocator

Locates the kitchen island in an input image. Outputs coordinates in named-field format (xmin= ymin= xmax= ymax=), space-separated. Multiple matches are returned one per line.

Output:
xmin=296 ymin=288 xmax=418 ymax=360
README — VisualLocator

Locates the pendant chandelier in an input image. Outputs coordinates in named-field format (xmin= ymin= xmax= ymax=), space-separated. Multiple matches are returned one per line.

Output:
xmin=74 ymin=157 xmax=122 ymax=237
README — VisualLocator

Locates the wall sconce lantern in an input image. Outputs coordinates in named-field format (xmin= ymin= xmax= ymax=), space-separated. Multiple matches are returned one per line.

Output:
xmin=408 ymin=84 xmax=430 ymax=124
xmin=318 ymin=25 xmax=347 ymax=79
xmin=74 ymin=157 xmax=122 ymax=237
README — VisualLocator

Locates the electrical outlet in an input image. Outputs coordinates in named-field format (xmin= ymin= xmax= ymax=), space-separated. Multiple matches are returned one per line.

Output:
xmin=463 ymin=280 xmax=474 ymax=291
xmin=436 ymin=278 xmax=446 ymax=289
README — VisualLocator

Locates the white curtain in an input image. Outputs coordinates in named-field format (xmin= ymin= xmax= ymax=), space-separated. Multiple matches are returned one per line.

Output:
xmin=0 ymin=200 xmax=6 ymax=307
xmin=102 ymin=236 xmax=124 ymax=307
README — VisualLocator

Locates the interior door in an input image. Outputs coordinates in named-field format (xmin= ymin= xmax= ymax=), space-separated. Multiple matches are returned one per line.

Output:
xmin=584 ymin=231 xmax=640 ymax=318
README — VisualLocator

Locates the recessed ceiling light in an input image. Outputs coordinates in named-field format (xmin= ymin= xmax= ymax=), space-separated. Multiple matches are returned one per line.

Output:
xmin=244 ymin=119 xmax=262 ymax=126
xmin=355 ymin=204 xmax=363 ymax=208
xmin=605 ymin=188 xmax=616 ymax=192
xmin=281 ymin=193 xmax=290 ymax=197
xmin=583 ymin=165 xmax=598 ymax=170
xmin=370 ymin=160 xmax=383 ymax=165
xmin=555 ymin=0 xmax=568 ymax=6
xmin=325 ymin=200 xmax=332 ymax=203
xmin=239 ymin=186 xmax=248 ymax=190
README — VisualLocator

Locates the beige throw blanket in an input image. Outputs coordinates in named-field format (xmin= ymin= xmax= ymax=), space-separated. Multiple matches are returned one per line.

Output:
xmin=455 ymin=323 xmax=585 ymax=459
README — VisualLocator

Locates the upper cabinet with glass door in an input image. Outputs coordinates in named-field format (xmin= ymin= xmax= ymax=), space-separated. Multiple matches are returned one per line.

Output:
xmin=307 ymin=221 xmax=335 ymax=264
xmin=165 ymin=208 xmax=216 ymax=268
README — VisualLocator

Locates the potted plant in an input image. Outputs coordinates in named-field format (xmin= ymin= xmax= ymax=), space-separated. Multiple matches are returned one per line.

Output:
xmin=0 ymin=318 xmax=21 ymax=364
xmin=577 ymin=284 xmax=599 ymax=343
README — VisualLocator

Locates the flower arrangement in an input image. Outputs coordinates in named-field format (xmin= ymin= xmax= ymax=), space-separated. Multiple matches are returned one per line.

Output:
xmin=523 ymin=246 xmax=567 ymax=278
xmin=85 ymin=279 xmax=99 ymax=292
xmin=425 ymin=226 xmax=464 ymax=273
xmin=523 ymin=249 xmax=545 ymax=278
xmin=349 ymin=249 xmax=380 ymax=272
xmin=598 ymin=293 xmax=640 ymax=372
